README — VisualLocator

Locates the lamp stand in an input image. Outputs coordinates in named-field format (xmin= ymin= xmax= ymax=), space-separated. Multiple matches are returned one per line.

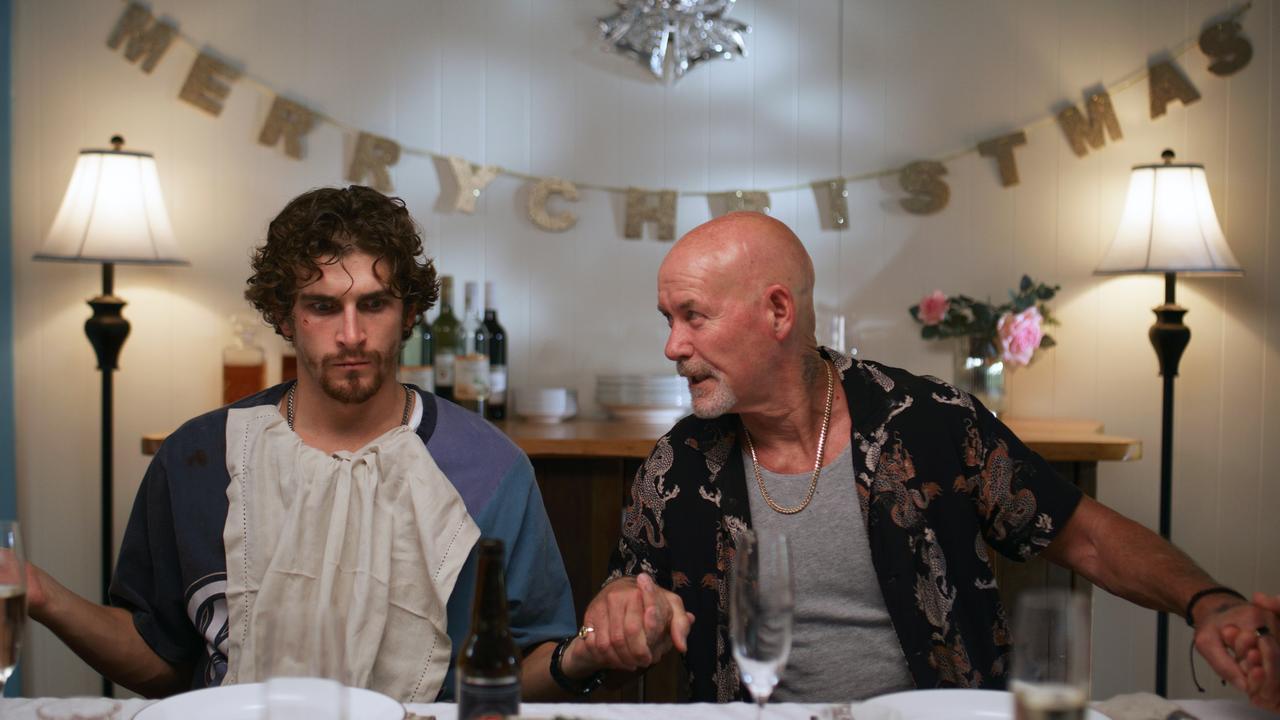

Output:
xmin=1149 ymin=271 xmax=1190 ymax=697
xmin=83 ymin=262 xmax=129 ymax=698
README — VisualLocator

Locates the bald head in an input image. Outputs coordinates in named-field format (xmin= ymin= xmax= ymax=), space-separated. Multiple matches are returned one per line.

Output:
xmin=662 ymin=212 xmax=817 ymax=345
xmin=658 ymin=213 xmax=821 ymax=416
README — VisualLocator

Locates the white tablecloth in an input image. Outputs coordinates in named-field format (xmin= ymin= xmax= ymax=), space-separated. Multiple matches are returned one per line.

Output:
xmin=0 ymin=697 xmax=1273 ymax=719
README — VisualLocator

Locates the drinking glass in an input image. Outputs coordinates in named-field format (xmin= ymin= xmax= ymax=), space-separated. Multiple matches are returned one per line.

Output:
xmin=0 ymin=521 xmax=26 ymax=695
xmin=263 ymin=676 xmax=348 ymax=720
xmin=730 ymin=530 xmax=794 ymax=714
xmin=1011 ymin=588 xmax=1090 ymax=720
xmin=257 ymin=604 xmax=351 ymax=720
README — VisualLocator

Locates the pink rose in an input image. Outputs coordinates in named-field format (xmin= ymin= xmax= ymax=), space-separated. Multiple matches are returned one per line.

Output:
xmin=918 ymin=290 xmax=949 ymax=326
xmin=997 ymin=307 xmax=1045 ymax=367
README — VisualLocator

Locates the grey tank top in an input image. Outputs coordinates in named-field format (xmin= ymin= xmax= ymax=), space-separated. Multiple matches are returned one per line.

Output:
xmin=743 ymin=442 xmax=915 ymax=701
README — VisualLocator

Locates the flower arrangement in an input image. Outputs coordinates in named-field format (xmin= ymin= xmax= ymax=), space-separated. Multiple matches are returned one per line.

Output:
xmin=909 ymin=276 xmax=1060 ymax=368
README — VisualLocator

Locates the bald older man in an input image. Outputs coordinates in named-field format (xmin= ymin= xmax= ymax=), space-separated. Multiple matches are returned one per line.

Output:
xmin=547 ymin=212 xmax=1280 ymax=708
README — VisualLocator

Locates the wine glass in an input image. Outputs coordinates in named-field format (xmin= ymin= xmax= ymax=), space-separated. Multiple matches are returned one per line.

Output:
xmin=730 ymin=529 xmax=794 ymax=714
xmin=257 ymin=604 xmax=350 ymax=720
xmin=0 ymin=521 xmax=27 ymax=695
xmin=1011 ymin=588 xmax=1090 ymax=720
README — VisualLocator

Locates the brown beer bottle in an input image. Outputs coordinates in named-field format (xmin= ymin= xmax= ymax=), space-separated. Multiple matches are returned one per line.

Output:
xmin=457 ymin=538 xmax=520 ymax=720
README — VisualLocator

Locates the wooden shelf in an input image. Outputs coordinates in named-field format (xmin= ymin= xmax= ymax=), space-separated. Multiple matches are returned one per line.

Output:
xmin=145 ymin=415 xmax=1140 ymax=463
xmin=502 ymin=416 xmax=1141 ymax=463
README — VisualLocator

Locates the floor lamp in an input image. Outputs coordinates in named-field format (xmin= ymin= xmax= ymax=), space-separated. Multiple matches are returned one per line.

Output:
xmin=1094 ymin=149 xmax=1242 ymax=696
xmin=34 ymin=136 xmax=187 ymax=694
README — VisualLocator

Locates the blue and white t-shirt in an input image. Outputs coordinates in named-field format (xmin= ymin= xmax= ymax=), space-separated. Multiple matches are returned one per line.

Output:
xmin=109 ymin=382 xmax=576 ymax=697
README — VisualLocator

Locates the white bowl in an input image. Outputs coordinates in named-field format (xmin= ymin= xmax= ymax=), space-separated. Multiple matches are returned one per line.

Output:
xmin=514 ymin=387 xmax=577 ymax=422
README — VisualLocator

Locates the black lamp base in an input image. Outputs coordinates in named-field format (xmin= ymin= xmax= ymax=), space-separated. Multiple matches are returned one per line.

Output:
xmin=1149 ymin=272 xmax=1189 ymax=698
xmin=84 ymin=263 xmax=129 ymax=699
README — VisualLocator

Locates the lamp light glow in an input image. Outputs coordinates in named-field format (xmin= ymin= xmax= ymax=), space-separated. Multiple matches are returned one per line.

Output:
xmin=36 ymin=145 xmax=186 ymax=265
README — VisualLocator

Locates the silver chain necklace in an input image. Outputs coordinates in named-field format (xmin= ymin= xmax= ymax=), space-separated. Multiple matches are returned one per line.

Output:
xmin=286 ymin=382 xmax=414 ymax=432
xmin=742 ymin=360 xmax=834 ymax=515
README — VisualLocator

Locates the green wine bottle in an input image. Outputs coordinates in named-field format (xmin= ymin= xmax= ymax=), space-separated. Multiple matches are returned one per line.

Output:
xmin=431 ymin=276 xmax=462 ymax=402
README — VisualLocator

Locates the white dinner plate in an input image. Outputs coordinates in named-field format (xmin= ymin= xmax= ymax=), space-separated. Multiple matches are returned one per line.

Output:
xmin=133 ymin=681 xmax=405 ymax=720
xmin=864 ymin=689 xmax=1107 ymax=720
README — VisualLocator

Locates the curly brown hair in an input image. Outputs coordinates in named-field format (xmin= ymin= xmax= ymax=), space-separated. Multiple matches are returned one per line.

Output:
xmin=245 ymin=185 xmax=438 ymax=341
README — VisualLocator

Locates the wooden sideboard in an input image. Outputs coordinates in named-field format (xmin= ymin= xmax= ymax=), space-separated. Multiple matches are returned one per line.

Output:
xmin=142 ymin=416 xmax=1139 ymax=701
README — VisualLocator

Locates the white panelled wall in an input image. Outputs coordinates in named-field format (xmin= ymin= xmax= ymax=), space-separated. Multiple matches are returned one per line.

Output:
xmin=10 ymin=0 xmax=1280 ymax=701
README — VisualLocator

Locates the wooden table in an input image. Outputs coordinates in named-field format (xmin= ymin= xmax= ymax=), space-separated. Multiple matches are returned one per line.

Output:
xmin=4 ymin=697 xmax=1271 ymax=720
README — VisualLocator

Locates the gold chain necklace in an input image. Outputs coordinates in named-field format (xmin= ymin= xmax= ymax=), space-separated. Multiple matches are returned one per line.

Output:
xmin=743 ymin=360 xmax=834 ymax=515
xmin=286 ymin=382 xmax=414 ymax=431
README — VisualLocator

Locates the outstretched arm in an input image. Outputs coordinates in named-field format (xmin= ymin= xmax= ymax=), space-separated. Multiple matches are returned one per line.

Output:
xmin=27 ymin=563 xmax=187 ymax=697
xmin=1042 ymin=496 xmax=1278 ymax=709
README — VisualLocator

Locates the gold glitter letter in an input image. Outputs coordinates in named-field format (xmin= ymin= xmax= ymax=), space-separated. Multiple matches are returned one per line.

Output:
xmin=258 ymin=96 xmax=316 ymax=160
xmin=347 ymin=132 xmax=401 ymax=193
xmin=527 ymin=178 xmax=579 ymax=232
xmin=812 ymin=179 xmax=849 ymax=231
xmin=1148 ymin=60 xmax=1201 ymax=119
xmin=1056 ymin=91 xmax=1123 ymax=158
xmin=624 ymin=189 xmax=677 ymax=240
xmin=898 ymin=161 xmax=949 ymax=215
xmin=446 ymin=157 xmax=500 ymax=213
xmin=977 ymin=131 xmax=1027 ymax=188
xmin=106 ymin=3 xmax=176 ymax=74
xmin=178 ymin=53 xmax=241 ymax=117
xmin=711 ymin=191 xmax=771 ymax=216
xmin=1199 ymin=19 xmax=1252 ymax=76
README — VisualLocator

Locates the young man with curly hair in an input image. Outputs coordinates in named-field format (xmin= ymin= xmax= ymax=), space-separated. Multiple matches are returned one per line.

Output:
xmin=24 ymin=186 xmax=586 ymax=702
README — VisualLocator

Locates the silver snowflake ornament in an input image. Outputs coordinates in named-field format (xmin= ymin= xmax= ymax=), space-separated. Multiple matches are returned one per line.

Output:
xmin=599 ymin=0 xmax=749 ymax=84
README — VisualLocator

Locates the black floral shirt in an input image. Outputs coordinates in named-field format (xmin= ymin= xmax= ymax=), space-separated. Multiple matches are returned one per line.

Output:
xmin=605 ymin=348 xmax=1083 ymax=702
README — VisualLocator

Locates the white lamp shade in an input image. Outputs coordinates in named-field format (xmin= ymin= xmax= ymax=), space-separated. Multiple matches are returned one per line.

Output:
xmin=36 ymin=148 xmax=187 ymax=265
xmin=1096 ymin=161 xmax=1241 ymax=276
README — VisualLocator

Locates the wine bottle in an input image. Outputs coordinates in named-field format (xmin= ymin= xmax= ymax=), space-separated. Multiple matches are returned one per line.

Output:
xmin=483 ymin=281 xmax=507 ymax=421
xmin=398 ymin=312 xmax=433 ymax=393
xmin=401 ymin=315 xmax=423 ymax=366
xmin=455 ymin=281 xmax=489 ymax=415
xmin=457 ymin=538 xmax=520 ymax=720
xmin=281 ymin=348 xmax=297 ymax=383
xmin=431 ymin=276 xmax=462 ymax=402
xmin=420 ymin=313 xmax=434 ymax=367
xmin=223 ymin=315 xmax=266 ymax=404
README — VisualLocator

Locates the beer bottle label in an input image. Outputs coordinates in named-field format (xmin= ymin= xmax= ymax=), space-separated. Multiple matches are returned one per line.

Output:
xmin=457 ymin=678 xmax=520 ymax=720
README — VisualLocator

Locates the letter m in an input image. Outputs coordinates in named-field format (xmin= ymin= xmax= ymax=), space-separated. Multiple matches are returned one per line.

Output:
xmin=1055 ymin=91 xmax=1123 ymax=158
xmin=106 ymin=3 xmax=176 ymax=74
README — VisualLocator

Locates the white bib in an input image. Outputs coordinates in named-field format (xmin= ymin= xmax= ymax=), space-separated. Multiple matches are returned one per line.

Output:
xmin=221 ymin=405 xmax=479 ymax=702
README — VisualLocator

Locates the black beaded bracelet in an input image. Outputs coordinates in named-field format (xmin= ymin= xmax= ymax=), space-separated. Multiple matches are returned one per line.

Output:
xmin=1184 ymin=585 xmax=1246 ymax=627
xmin=550 ymin=635 xmax=605 ymax=696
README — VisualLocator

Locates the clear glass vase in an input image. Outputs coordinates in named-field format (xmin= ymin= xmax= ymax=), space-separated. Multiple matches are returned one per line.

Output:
xmin=952 ymin=337 xmax=1006 ymax=416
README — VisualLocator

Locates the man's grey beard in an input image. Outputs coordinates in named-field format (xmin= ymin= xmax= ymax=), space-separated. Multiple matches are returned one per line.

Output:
xmin=691 ymin=384 xmax=737 ymax=419
xmin=679 ymin=362 xmax=738 ymax=419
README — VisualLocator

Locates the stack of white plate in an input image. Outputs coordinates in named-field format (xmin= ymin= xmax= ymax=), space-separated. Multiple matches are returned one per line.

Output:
xmin=596 ymin=374 xmax=692 ymax=424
